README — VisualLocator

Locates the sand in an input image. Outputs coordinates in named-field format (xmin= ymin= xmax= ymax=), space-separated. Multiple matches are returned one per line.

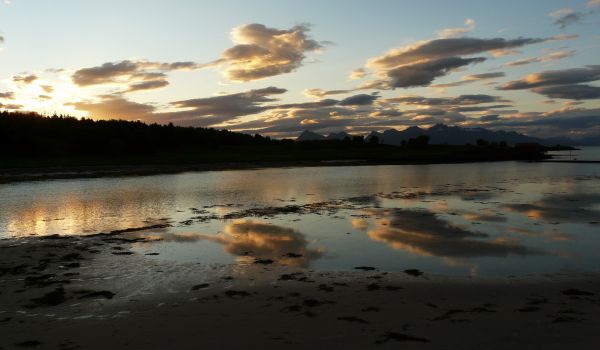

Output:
xmin=1 ymin=233 xmax=599 ymax=350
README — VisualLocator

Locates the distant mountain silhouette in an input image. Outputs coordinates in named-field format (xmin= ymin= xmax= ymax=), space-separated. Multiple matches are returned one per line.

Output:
xmin=326 ymin=131 xmax=352 ymax=141
xmin=297 ymin=130 xmax=326 ymax=141
xmin=299 ymin=124 xmax=554 ymax=146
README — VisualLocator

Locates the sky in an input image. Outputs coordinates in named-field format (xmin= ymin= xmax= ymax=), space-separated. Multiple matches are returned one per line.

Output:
xmin=0 ymin=0 xmax=599 ymax=139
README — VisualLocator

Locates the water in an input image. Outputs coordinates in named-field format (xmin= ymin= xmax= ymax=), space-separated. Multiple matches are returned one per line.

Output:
xmin=547 ymin=146 xmax=600 ymax=161
xmin=1 ymin=157 xmax=599 ymax=277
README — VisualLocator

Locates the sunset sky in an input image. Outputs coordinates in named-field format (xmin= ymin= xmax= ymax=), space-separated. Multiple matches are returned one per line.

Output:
xmin=1 ymin=0 xmax=599 ymax=139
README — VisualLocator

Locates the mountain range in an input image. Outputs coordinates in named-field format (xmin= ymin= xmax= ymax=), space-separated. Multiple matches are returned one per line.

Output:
xmin=297 ymin=124 xmax=586 ymax=146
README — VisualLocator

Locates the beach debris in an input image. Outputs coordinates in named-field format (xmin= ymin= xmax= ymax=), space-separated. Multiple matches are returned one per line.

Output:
xmin=516 ymin=306 xmax=540 ymax=312
xmin=303 ymin=299 xmax=335 ymax=307
xmin=317 ymin=284 xmax=334 ymax=292
xmin=366 ymin=283 xmax=381 ymax=291
xmin=561 ymin=289 xmax=594 ymax=296
xmin=404 ymin=269 xmax=424 ymax=277
xmin=337 ymin=316 xmax=369 ymax=324
xmin=14 ymin=340 xmax=43 ymax=348
xmin=254 ymin=259 xmax=274 ymax=265
xmin=29 ymin=287 xmax=67 ymax=307
xmin=112 ymin=251 xmax=134 ymax=256
xmin=361 ymin=307 xmax=380 ymax=312
xmin=224 ymin=290 xmax=251 ymax=298
xmin=77 ymin=291 xmax=116 ymax=300
xmin=191 ymin=284 xmax=210 ymax=291
xmin=354 ymin=266 xmax=377 ymax=271
xmin=278 ymin=273 xmax=304 ymax=281
xmin=375 ymin=331 xmax=430 ymax=344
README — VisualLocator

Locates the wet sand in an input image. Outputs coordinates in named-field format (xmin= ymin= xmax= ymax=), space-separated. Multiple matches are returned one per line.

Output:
xmin=1 ymin=233 xmax=599 ymax=349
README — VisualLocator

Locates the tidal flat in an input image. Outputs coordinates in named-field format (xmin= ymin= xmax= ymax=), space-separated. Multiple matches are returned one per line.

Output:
xmin=1 ymin=233 xmax=599 ymax=349
xmin=1 ymin=161 xmax=600 ymax=349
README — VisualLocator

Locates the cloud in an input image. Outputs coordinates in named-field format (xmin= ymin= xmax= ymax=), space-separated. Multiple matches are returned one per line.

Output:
xmin=589 ymin=0 xmax=600 ymax=7
xmin=126 ymin=79 xmax=170 ymax=92
xmin=276 ymin=99 xmax=339 ymax=109
xmin=209 ymin=23 xmax=324 ymax=82
xmin=13 ymin=74 xmax=38 ymax=85
xmin=303 ymin=88 xmax=354 ymax=99
xmin=367 ymin=37 xmax=548 ymax=69
xmin=532 ymin=84 xmax=600 ymax=100
xmin=549 ymin=8 xmax=585 ymax=28
xmin=67 ymin=94 xmax=156 ymax=120
xmin=40 ymin=85 xmax=54 ymax=94
xmin=479 ymin=114 xmax=501 ymax=122
xmin=360 ymin=36 xmax=550 ymax=89
xmin=338 ymin=93 xmax=379 ymax=106
xmin=472 ymin=107 xmax=600 ymax=138
xmin=500 ymin=65 xmax=600 ymax=89
xmin=69 ymin=87 xmax=289 ymax=126
xmin=0 ymin=91 xmax=15 ymax=99
xmin=72 ymin=60 xmax=198 ymax=92
xmin=384 ymin=56 xmax=486 ymax=88
xmin=437 ymin=19 xmax=476 ymax=38
xmin=0 ymin=103 xmax=23 ymax=110
xmin=499 ymin=65 xmax=600 ymax=100
xmin=432 ymin=72 xmax=505 ymax=88
xmin=168 ymin=87 xmax=286 ymax=123
xmin=466 ymin=72 xmax=506 ymax=80
xmin=384 ymin=94 xmax=510 ymax=106
xmin=549 ymin=34 xmax=579 ymax=41
xmin=504 ymin=50 xmax=576 ymax=67
xmin=349 ymin=68 xmax=367 ymax=80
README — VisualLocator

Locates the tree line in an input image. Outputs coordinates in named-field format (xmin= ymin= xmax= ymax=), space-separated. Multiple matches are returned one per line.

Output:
xmin=0 ymin=111 xmax=282 ymax=157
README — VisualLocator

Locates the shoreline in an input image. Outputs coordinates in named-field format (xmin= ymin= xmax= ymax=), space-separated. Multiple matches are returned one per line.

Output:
xmin=0 ymin=157 xmax=546 ymax=184
xmin=1 ymin=233 xmax=599 ymax=349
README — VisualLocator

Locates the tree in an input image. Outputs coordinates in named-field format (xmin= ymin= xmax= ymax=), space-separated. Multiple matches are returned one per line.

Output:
xmin=476 ymin=139 xmax=489 ymax=146
xmin=408 ymin=135 xmax=429 ymax=147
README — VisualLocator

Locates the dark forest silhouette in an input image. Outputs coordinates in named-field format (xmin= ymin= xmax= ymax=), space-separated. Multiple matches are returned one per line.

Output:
xmin=0 ymin=112 xmax=546 ymax=171
xmin=0 ymin=111 xmax=282 ymax=156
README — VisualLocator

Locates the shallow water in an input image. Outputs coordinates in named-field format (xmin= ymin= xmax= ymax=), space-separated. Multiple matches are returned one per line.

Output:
xmin=547 ymin=146 xmax=600 ymax=161
xmin=1 ymin=156 xmax=600 ymax=277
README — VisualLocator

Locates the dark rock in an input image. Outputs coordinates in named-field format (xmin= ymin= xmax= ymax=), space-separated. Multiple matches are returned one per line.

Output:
xmin=191 ymin=284 xmax=210 ymax=291
xmin=562 ymin=289 xmax=594 ymax=296
xmin=78 ymin=291 xmax=116 ymax=299
xmin=224 ymin=290 xmax=251 ymax=298
xmin=375 ymin=331 xmax=430 ymax=344
xmin=254 ymin=259 xmax=274 ymax=265
xmin=337 ymin=316 xmax=369 ymax=324
xmin=367 ymin=283 xmax=381 ymax=291
xmin=516 ymin=306 xmax=540 ymax=312
xmin=354 ymin=266 xmax=377 ymax=271
xmin=29 ymin=287 xmax=67 ymax=307
xmin=14 ymin=340 xmax=43 ymax=348
xmin=404 ymin=269 xmax=424 ymax=277
xmin=318 ymin=284 xmax=334 ymax=292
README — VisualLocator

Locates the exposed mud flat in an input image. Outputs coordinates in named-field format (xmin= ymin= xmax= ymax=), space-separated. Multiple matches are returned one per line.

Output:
xmin=1 ymin=233 xmax=600 ymax=349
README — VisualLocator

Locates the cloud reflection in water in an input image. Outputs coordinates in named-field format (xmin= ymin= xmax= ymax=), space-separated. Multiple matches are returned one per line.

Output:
xmin=195 ymin=220 xmax=323 ymax=267
xmin=367 ymin=209 xmax=543 ymax=258
xmin=504 ymin=193 xmax=600 ymax=223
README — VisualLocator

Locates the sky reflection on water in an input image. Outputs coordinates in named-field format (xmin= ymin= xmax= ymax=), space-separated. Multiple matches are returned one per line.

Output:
xmin=1 ymin=160 xmax=599 ymax=276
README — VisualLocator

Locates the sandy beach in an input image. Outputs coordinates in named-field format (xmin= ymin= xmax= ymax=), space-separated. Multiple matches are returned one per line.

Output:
xmin=1 ymin=232 xmax=599 ymax=350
